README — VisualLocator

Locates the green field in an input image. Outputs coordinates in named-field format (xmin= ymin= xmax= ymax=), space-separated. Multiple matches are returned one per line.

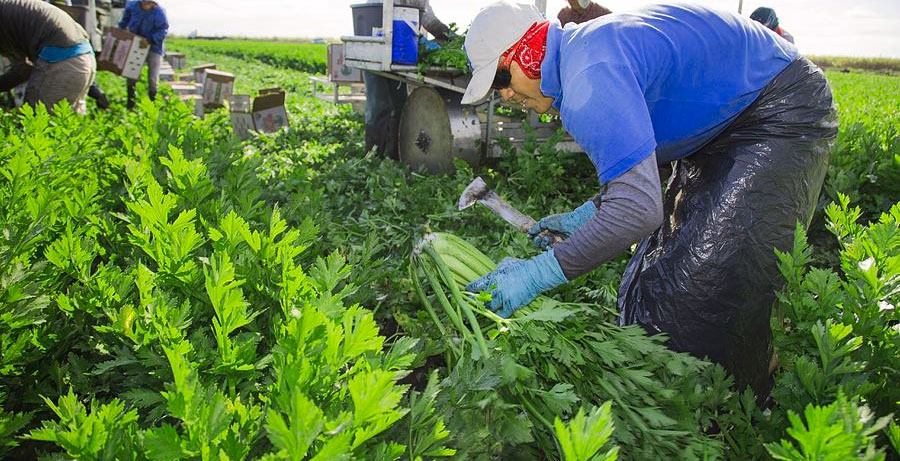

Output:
xmin=0 ymin=41 xmax=897 ymax=460
xmin=168 ymin=39 xmax=328 ymax=74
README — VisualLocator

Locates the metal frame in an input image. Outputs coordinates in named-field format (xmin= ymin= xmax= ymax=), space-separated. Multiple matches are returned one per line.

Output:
xmin=340 ymin=0 xmax=581 ymax=160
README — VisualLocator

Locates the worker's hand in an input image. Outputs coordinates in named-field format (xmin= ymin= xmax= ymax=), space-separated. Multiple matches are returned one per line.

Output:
xmin=419 ymin=36 xmax=441 ymax=52
xmin=140 ymin=38 xmax=150 ymax=47
xmin=466 ymin=250 xmax=568 ymax=318
xmin=528 ymin=200 xmax=598 ymax=249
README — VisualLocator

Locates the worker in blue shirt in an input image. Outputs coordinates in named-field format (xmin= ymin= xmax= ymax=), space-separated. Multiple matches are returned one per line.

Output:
xmin=460 ymin=1 xmax=837 ymax=398
xmin=751 ymin=7 xmax=795 ymax=44
xmin=118 ymin=0 xmax=168 ymax=109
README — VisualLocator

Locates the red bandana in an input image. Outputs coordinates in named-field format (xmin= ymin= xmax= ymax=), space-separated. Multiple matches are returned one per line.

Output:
xmin=501 ymin=21 xmax=550 ymax=80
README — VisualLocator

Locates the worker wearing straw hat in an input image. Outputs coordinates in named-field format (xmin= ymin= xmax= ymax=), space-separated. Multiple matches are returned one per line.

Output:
xmin=462 ymin=1 xmax=837 ymax=399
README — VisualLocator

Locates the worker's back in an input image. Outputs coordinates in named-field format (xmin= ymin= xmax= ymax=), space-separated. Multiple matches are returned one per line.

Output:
xmin=0 ymin=0 xmax=89 ymax=62
xmin=550 ymin=3 xmax=799 ymax=166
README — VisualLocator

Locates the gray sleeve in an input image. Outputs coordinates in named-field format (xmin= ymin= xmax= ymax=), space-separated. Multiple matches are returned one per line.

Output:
xmin=421 ymin=2 xmax=450 ymax=41
xmin=554 ymin=153 xmax=664 ymax=280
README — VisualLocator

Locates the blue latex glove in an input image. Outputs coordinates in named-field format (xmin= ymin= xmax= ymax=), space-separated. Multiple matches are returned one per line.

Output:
xmin=419 ymin=36 xmax=441 ymax=52
xmin=527 ymin=200 xmax=598 ymax=249
xmin=466 ymin=250 xmax=568 ymax=318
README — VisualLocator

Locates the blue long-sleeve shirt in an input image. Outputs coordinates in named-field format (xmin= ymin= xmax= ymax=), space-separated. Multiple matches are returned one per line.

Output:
xmin=118 ymin=0 xmax=168 ymax=54
xmin=541 ymin=3 xmax=798 ymax=184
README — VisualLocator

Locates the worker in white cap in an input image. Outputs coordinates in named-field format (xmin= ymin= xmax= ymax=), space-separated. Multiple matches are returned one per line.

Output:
xmin=557 ymin=0 xmax=611 ymax=26
xmin=462 ymin=1 xmax=837 ymax=400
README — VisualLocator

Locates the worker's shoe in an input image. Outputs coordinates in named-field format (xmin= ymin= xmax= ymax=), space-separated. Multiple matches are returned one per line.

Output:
xmin=89 ymin=85 xmax=110 ymax=110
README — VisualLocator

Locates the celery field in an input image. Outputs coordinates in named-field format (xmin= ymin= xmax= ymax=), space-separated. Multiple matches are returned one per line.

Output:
xmin=0 ymin=41 xmax=897 ymax=460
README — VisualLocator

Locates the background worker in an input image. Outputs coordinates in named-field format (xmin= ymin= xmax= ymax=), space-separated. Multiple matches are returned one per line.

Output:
xmin=750 ymin=7 xmax=795 ymax=44
xmin=361 ymin=0 xmax=451 ymax=159
xmin=557 ymin=0 xmax=611 ymax=26
xmin=0 ymin=0 xmax=96 ymax=114
xmin=48 ymin=0 xmax=111 ymax=108
xmin=460 ymin=1 xmax=836 ymax=399
xmin=118 ymin=0 xmax=168 ymax=109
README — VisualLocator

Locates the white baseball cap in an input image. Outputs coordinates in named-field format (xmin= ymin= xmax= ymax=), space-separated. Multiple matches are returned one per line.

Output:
xmin=461 ymin=1 xmax=544 ymax=105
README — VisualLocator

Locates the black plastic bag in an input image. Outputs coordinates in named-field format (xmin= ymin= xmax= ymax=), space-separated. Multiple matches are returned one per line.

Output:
xmin=618 ymin=57 xmax=839 ymax=398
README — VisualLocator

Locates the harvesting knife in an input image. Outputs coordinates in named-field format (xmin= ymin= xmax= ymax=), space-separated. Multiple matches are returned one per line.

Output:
xmin=458 ymin=177 xmax=564 ymax=246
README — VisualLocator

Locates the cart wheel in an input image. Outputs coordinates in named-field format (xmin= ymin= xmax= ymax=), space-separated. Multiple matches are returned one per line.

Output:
xmin=399 ymin=86 xmax=482 ymax=174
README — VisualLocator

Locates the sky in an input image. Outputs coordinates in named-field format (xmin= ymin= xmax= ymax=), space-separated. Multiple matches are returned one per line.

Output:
xmin=164 ymin=0 xmax=900 ymax=58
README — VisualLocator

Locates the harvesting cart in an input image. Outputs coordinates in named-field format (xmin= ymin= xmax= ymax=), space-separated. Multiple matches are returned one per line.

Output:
xmin=341 ymin=0 xmax=580 ymax=174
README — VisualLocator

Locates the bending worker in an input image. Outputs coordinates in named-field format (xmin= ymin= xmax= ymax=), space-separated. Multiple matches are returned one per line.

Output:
xmin=49 ymin=0 xmax=112 ymax=109
xmin=118 ymin=0 xmax=168 ymax=109
xmin=461 ymin=1 xmax=837 ymax=398
xmin=0 ymin=0 xmax=96 ymax=114
xmin=361 ymin=0 xmax=451 ymax=159
xmin=557 ymin=0 xmax=611 ymax=26
xmin=751 ymin=7 xmax=795 ymax=44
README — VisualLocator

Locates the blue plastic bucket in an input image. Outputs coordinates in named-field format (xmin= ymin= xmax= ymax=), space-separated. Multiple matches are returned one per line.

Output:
xmin=351 ymin=3 xmax=421 ymax=65
xmin=390 ymin=7 xmax=420 ymax=65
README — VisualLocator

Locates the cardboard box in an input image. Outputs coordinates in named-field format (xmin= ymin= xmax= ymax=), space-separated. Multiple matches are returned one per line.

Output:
xmin=229 ymin=89 xmax=290 ymax=139
xmin=159 ymin=62 xmax=175 ymax=82
xmin=170 ymin=82 xmax=199 ymax=96
xmin=202 ymin=70 xmax=235 ymax=108
xmin=252 ymin=90 xmax=289 ymax=133
xmin=192 ymin=64 xmax=216 ymax=85
xmin=165 ymin=52 xmax=187 ymax=69
xmin=328 ymin=44 xmax=362 ymax=83
xmin=229 ymin=95 xmax=255 ymax=139
xmin=98 ymin=28 xmax=150 ymax=79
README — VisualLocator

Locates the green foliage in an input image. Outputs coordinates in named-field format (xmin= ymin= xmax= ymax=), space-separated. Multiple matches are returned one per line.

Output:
xmin=0 ymin=80 xmax=455 ymax=459
xmin=554 ymin=403 xmax=619 ymax=461
xmin=3 ymin=39 xmax=898 ymax=461
xmin=412 ymin=233 xmax=726 ymax=460
xmin=821 ymin=72 xmax=899 ymax=223
xmin=170 ymin=39 xmax=327 ymax=74
xmin=764 ymin=393 xmax=892 ymax=461
xmin=774 ymin=194 xmax=899 ymax=415
xmin=419 ymin=27 xmax=468 ymax=72
xmin=26 ymin=390 xmax=140 ymax=460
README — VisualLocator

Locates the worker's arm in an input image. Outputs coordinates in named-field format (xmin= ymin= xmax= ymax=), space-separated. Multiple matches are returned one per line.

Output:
xmin=148 ymin=11 xmax=168 ymax=46
xmin=117 ymin=2 xmax=130 ymax=29
xmin=421 ymin=2 xmax=450 ymax=42
xmin=0 ymin=58 xmax=33 ymax=93
xmin=553 ymin=153 xmax=663 ymax=280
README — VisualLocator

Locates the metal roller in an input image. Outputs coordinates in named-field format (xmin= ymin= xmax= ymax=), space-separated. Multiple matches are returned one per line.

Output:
xmin=399 ymin=86 xmax=482 ymax=174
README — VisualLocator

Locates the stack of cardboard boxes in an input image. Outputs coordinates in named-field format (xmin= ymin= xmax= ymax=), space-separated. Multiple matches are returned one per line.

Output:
xmin=167 ymin=64 xmax=237 ymax=118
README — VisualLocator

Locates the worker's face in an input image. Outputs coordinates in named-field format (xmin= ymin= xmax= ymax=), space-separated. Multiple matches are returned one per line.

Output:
xmin=497 ymin=61 xmax=555 ymax=114
xmin=140 ymin=1 xmax=157 ymax=11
